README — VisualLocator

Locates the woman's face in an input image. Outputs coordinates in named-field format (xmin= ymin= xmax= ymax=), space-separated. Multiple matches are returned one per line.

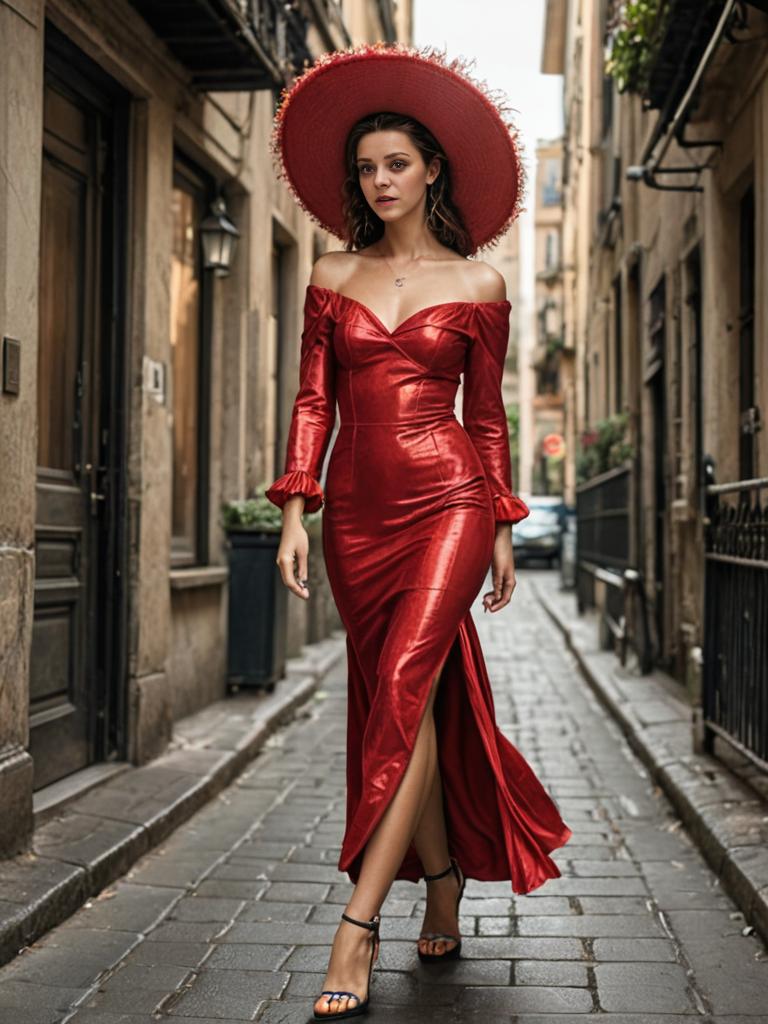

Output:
xmin=355 ymin=129 xmax=439 ymax=223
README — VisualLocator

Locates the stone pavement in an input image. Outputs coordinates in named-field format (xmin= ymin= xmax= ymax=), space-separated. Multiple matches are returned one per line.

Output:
xmin=531 ymin=573 xmax=768 ymax=947
xmin=0 ymin=638 xmax=344 ymax=969
xmin=0 ymin=570 xmax=766 ymax=1023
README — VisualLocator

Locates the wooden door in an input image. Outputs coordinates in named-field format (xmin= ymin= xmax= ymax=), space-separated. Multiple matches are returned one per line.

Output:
xmin=31 ymin=37 xmax=126 ymax=790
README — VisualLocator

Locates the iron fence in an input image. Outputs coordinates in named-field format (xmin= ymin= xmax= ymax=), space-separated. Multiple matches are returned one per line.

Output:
xmin=703 ymin=468 xmax=768 ymax=771
xmin=576 ymin=464 xmax=632 ymax=609
xmin=576 ymin=464 xmax=652 ymax=672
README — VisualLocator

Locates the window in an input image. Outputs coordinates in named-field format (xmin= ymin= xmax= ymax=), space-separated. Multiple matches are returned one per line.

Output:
xmin=613 ymin=273 xmax=623 ymax=413
xmin=545 ymin=229 xmax=560 ymax=271
xmin=738 ymin=182 xmax=756 ymax=480
xmin=647 ymin=276 xmax=665 ymax=381
xmin=542 ymin=158 xmax=562 ymax=206
xmin=170 ymin=156 xmax=212 ymax=565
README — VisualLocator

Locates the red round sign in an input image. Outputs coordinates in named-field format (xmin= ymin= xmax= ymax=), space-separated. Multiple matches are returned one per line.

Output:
xmin=542 ymin=433 xmax=565 ymax=458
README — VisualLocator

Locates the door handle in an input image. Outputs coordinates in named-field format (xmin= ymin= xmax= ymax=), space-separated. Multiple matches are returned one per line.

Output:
xmin=88 ymin=464 xmax=108 ymax=517
xmin=90 ymin=489 xmax=106 ymax=516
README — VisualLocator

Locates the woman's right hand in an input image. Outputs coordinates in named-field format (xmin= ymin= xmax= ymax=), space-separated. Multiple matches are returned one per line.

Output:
xmin=275 ymin=495 xmax=311 ymax=600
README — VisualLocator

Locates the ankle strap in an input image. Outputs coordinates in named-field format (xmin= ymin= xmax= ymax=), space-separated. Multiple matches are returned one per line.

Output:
xmin=423 ymin=862 xmax=454 ymax=882
xmin=341 ymin=911 xmax=380 ymax=932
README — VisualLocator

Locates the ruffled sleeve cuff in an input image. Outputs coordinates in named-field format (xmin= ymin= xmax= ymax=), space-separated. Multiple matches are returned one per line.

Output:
xmin=265 ymin=469 xmax=324 ymax=513
xmin=493 ymin=492 xmax=530 ymax=524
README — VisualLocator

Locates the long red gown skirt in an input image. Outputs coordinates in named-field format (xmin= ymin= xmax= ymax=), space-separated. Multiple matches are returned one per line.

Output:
xmin=266 ymin=283 xmax=573 ymax=894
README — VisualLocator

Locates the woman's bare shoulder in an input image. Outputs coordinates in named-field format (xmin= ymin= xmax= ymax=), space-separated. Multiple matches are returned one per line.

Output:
xmin=309 ymin=250 xmax=359 ymax=291
xmin=465 ymin=259 xmax=507 ymax=303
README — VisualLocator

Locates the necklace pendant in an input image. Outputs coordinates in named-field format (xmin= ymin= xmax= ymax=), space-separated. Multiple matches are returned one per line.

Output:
xmin=394 ymin=277 xmax=405 ymax=287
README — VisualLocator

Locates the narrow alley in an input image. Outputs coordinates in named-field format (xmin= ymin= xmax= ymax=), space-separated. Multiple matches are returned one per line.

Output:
xmin=1 ymin=573 xmax=765 ymax=1024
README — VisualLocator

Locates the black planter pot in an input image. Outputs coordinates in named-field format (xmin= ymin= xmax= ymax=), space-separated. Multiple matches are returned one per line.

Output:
xmin=225 ymin=529 xmax=288 ymax=692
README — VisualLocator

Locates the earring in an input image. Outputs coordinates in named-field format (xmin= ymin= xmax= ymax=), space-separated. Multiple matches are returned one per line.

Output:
xmin=427 ymin=184 xmax=439 ymax=226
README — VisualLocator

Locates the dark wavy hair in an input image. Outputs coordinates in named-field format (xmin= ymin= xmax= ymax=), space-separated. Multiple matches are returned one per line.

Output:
xmin=340 ymin=111 xmax=473 ymax=257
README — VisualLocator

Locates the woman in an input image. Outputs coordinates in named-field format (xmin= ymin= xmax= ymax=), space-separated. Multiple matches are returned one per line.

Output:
xmin=265 ymin=43 xmax=573 ymax=1021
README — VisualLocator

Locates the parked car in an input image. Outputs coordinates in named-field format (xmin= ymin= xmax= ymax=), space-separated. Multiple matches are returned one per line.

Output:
xmin=512 ymin=495 xmax=566 ymax=567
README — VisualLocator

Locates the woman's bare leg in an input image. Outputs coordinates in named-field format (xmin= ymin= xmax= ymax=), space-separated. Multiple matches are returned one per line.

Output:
xmin=413 ymin=760 xmax=450 ymax=872
xmin=412 ymin=761 xmax=462 ymax=956
xmin=314 ymin=669 xmax=444 ymax=1018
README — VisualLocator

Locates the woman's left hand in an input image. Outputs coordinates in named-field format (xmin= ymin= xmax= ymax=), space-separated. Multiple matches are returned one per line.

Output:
xmin=482 ymin=524 xmax=517 ymax=613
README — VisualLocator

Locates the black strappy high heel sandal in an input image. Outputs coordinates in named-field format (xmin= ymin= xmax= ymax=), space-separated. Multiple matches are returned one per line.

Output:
xmin=417 ymin=856 xmax=466 ymax=963
xmin=313 ymin=910 xmax=381 ymax=1021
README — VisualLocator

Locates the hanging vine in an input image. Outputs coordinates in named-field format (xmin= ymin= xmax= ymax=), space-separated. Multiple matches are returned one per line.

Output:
xmin=604 ymin=0 xmax=670 ymax=94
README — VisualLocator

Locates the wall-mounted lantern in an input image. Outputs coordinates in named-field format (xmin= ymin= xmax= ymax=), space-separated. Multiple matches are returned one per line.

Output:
xmin=200 ymin=196 xmax=240 ymax=277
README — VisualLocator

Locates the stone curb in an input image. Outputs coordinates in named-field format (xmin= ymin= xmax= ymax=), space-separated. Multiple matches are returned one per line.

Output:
xmin=531 ymin=580 xmax=768 ymax=948
xmin=0 ymin=632 xmax=347 ymax=968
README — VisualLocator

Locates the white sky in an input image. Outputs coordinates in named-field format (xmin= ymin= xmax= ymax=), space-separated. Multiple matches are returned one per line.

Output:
xmin=412 ymin=0 xmax=563 ymax=310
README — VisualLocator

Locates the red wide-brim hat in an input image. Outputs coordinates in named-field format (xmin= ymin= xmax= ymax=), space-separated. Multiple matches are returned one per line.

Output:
xmin=270 ymin=41 xmax=526 ymax=255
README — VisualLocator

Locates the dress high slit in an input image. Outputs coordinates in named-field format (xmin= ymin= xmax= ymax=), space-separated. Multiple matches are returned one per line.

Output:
xmin=266 ymin=283 xmax=573 ymax=895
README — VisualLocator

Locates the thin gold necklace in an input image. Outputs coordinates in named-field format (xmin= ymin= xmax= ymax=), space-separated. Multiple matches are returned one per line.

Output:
xmin=380 ymin=252 xmax=423 ymax=288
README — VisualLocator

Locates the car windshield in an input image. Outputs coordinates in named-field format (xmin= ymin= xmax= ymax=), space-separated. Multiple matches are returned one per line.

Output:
xmin=526 ymin=506 xmax=560 ymax=526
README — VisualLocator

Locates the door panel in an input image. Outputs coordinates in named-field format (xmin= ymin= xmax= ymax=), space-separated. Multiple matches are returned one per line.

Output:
xmin=37 ymin=162 xmax=84 ymax=470
xmin=31 ymin=42 xmax=125 ymax=789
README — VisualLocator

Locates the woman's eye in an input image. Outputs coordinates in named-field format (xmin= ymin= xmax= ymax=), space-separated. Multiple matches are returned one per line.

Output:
xmin=359 ymin=161 xmax=407 ymax=174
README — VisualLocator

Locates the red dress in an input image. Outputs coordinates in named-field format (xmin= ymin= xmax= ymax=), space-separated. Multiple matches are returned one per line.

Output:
xmin=266 ymin=283 xmax=573 ymax=894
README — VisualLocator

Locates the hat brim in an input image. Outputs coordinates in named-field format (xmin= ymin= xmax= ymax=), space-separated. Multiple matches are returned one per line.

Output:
xmin=271 ymin=43 xmax=525 ymax=255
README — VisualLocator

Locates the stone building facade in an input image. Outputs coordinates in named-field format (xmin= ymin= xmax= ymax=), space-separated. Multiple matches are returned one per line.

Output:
xmin=519 ymin=138 xmax=572 ymax=500
xmin=0 ymin=0 xmax=411 ymax=856
xmin=542 ymin=0 xmax=767 ymax=763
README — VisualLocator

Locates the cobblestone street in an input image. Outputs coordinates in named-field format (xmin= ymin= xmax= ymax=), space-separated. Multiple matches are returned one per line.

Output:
xmin=1 ymin=572 xmax=766 ymax=1024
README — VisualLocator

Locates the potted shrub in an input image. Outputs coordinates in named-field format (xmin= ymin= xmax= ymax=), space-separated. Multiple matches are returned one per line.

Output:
xmin=220 ymin=488 xmax=320 ymax=692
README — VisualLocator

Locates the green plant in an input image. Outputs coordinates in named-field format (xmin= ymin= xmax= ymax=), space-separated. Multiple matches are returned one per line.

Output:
xmin=576 ymin=413 xmax=633 ymax=483
xmin=506 ymin=402 xmax=521 ymax=490
xmin=506 ymin=402 xmax=521 ymax=459
xmin=505 ymin=402 xmax=520 ymax=443
xmin=546 ymin=334 xmax=564 ymax=358
xmin=220 ymin=485 xmax=321 ymax=533
xmin=604 ymin=0 xmax=669 ymax=95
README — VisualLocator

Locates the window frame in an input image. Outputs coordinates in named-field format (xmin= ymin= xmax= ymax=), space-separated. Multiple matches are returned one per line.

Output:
xmin=170 ymin=152 xmax=214 ymax=568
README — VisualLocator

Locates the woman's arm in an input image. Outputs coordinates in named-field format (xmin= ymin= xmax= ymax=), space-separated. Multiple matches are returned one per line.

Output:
xmin=265 ymin=264 xmax=338 ymax=598
xmin=462 ymin=266 xmax=529 ymax=612
xmin=462 ymin=277 xmax=530 ymax=527
xmin=265 ymin=275 xmax=337 ymax=514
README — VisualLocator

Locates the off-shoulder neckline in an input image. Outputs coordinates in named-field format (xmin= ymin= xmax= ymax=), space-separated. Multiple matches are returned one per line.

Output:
xmin=306 ymin=283 xmax=511 ymax=337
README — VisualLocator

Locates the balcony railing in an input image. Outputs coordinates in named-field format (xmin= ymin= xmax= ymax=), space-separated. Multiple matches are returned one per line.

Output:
xmin=645 ymin=0 xmax=727 ymax=112
xmin=130 ymin=0 xmax=313 ymax=90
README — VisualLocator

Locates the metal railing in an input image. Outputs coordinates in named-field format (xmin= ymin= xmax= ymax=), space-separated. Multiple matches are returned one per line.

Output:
xmin=130 ymin=0 xmax=312 ymax=91
xmin=703 ymin=466 xmax=768 ymax=771
xmin=246 ymin=0 xmax=312 ymax=79
xmin=576 ymin=463 xmax=652 ymax=672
